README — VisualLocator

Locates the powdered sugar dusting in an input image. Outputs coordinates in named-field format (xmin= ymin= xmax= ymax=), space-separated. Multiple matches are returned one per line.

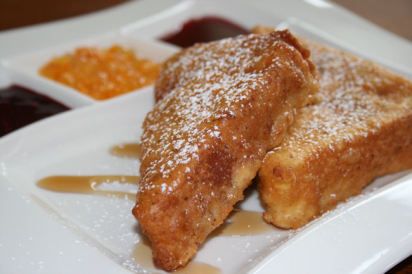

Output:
xmin=134 ymin=31 xmax=318 ymax=269
xmin=279 ymin=42 xmax=412 ymax=156
xmin=139 ymin=31 xmax=315 ymax=194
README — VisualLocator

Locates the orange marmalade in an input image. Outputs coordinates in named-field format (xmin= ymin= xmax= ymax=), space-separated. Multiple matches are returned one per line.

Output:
xmin=39 ymin=45 xmax=160 ymax=100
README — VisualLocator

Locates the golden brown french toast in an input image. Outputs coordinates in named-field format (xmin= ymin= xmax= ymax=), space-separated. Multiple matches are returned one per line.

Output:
xmin=133 ymin=30 xmax=317 ymax=271
xmin=254 ymin=26 xmax=412 ymax=229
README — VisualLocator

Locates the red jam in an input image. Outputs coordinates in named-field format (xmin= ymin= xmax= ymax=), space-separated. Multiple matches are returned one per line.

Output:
xmin=0 ymin=86 xmax=69 ymax=137
xmin=161 ymin=16 xmax=248 ymax=48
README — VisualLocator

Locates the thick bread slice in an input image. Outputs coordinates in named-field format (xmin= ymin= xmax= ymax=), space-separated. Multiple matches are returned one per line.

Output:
xmin=256 ymin=27 xmax=412 ymax=229
xmin=133 ymin=30 xmax=317 ymax=271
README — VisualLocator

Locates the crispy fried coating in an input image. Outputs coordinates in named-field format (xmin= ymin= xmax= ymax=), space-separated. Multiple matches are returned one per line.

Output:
xmin=132 ymin=31 xmax=317 ymax=271
xmin=255 ymin=27 xmax=412 ymax=229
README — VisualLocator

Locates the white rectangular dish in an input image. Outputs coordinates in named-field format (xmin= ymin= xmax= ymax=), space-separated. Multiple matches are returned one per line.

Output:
xmin=1 ymin=88 xmax=411 ymax=274
xmin=0 ymin=0 xmax=412 ymax=273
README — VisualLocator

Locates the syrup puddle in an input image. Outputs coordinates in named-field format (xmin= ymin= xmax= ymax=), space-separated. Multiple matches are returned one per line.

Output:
xmin=133 ymin=240 xmax=221 ymax=274
xmin=36 ymin=142 xmax=271 ymax=273
xmin=37 ymin=175 xmax=139 ymax=200
xmin=110 ymin=143 xmax=141 ymax=159
xmin=131 ymin=210 xmax=270 ymax=273
xmin=36 ymin=174 xmax=271 ymax=237
xmin=215 ymin=209 xmax=272 ymax=236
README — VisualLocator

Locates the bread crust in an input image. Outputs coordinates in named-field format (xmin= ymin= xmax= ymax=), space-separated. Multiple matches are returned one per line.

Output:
xmin=258 ymin=36 xmax=412 ymax=229
xmin=133 ymin=31 xmax=317 ymax=270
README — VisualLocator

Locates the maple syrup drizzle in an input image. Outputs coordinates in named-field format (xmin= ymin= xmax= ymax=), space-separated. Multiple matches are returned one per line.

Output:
xmin=214 ymin=210 xmax=272 ymax=236
xmin=37 ymin=175 xmax=139 ymax=200
xmin=36 ymin=143 xmax=271 ymax=273
xmin=132 ymin=240 xmax=153 ymax=269
xmin=110 ymin=143 xmax=142 ymax=159
xmin=133 ymin=240 xmax=221 ymax=274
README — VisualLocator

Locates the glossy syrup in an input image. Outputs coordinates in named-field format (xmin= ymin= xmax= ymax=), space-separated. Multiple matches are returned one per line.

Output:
xmin=132 ymin=210 xmax=270 ymax=273
xmin=36 ymin=143 xmax=272 ymax=273
xmin=133 ymin=240 xmax=221 ymax=274
xmin=37 ymin=175 xmax=139 ymax=200
xmin=37 ymin=172 xmax=271 ymax=237
xmin=215 ymin=209 xmax=272 ymax=236
xmin=110 ymin=143 xmax=142 ymax=159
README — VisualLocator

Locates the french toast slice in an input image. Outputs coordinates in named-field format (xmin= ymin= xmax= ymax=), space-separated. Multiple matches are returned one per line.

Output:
xmin=133 ymin=30 xmax=317 ymax=271
xmin=254 ymin=26 xmax=412 ymax=229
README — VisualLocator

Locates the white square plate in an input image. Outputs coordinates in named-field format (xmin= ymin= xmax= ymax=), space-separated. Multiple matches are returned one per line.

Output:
xmin=1 ymin=0 xmax=412 ymax=273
